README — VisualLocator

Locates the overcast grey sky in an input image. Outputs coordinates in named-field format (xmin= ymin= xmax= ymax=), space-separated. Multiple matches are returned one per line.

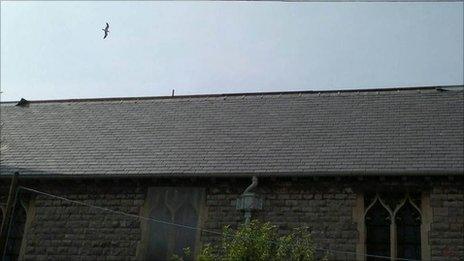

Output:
xmin=1 ymin=2 xmax=463 ymax=101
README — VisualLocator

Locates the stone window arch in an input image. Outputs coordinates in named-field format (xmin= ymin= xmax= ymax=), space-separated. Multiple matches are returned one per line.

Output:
xmin=364 ymin=196 xmax=391 ymax=260
xmin=137 ymin=187 xmax=205 ymax=261
xmin=5 ymin=193 xmax=30 ymax=261
xmin=395 ymin=199 xmax=421 ymax=260
xmin=355 ymin=192 xmax=431 ymax=261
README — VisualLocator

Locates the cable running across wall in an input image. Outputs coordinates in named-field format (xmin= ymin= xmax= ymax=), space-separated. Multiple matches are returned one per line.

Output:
xmin=17 ymin=186 xmax=419 ymax=261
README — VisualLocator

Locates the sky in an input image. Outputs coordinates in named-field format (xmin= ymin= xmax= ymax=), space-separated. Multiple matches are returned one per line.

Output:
xmin=1 ymin=2 xmax=463 ymax=101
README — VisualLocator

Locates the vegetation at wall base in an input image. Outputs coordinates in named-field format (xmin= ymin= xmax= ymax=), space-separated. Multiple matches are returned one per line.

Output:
xmin=171 ymin=220 xmax=320 ymax=261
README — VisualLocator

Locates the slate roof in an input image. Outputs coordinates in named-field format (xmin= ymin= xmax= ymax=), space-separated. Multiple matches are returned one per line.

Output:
xmin=1 ymin=86 xmax=463 ymax=177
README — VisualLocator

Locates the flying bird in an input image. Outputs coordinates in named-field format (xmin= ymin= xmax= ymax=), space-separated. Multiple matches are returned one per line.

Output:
xmin=102 ymin=23 xmax=109 ymax=39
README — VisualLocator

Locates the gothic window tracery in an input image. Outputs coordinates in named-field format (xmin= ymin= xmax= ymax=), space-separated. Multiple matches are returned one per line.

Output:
xmin=4 ymin=193 xmax=29 ymax=261
xmin=364 ymin=193 xmax=421 ymax=260
xmin=365 ymin=198 xmax=390 ymax=260
xmin=396 ymin=200 xmax=421 ymax=259
xmin=145 ymin=187 xmax=204 ymax=261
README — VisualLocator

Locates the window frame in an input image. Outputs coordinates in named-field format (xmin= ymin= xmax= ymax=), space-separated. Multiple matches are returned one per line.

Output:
xmin=0 ymin=205 xmax=5 ymax=228
xmin=354 ymin=192 xmax=432 ymax=261
xmin=136 ymin=186 xmax=206 ymax=260
xmin=3 ymin=192 xmax=34 ymax=261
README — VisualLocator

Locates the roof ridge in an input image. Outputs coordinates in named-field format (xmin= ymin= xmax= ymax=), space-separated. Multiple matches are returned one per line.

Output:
xmin=1 ymin=85 xmax=462 ymax=104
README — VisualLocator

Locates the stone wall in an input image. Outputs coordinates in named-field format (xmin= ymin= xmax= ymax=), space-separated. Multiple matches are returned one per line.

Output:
xmin=16 ymin=180 xmax=144 ymax=261
xmin=429 ymin=178 xmax=464 ymax=260
xmin=0 ymin=176 xmax=463 ymax=260
xmin=202 ymin=178 xmax=358 ymax=260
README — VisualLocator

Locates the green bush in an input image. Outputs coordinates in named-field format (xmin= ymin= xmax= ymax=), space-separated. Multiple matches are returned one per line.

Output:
xmin=197 ymin=220 xmax=317 ymax=261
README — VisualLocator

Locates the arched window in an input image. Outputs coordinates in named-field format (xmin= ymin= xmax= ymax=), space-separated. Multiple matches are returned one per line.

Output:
xmin=0 ymin=206 xmax=4 ymax=229
xmin=362 ymin=193 xmax=423 ymax=260
xmin=147 ymin=193 xmax=171 ymax=261
xmin=365 ymin=198 xmax=391 ymax=261
xmin=172 ymin=200 xmax=200 ymax=259
xmin=4 ymin=195 xmax=28 ymax=261
xmin=145 ymin=187 xmax=204 ymax=261
xmin=396 ymin=200 xmax=421 ymax=260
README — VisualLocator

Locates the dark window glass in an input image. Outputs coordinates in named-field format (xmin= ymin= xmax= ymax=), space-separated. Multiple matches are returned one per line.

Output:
xmin=146 ymin=187 xmax=204 ymax=261
xmin=396 ymin=201 xmax=421 ymax=260
xmin=366 ymin=200 xmax=390 ymax=261
xmin=0 ymin=207 xmax=4 ymax=229
xmin=4 ymin=199 xmax=27 ymax=261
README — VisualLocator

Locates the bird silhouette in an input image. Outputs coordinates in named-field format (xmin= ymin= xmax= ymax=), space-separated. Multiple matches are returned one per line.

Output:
xmin=102 ymin=23 xmax=109 ymax=39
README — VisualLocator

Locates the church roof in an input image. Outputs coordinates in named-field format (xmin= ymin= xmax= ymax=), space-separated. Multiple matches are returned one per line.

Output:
xmin=1 ymin=86 xmax=463 ymax=178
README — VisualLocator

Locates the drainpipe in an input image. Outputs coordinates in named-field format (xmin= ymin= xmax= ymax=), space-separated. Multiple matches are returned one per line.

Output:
xmin=236 ymin=176 xmax=263 ymax=225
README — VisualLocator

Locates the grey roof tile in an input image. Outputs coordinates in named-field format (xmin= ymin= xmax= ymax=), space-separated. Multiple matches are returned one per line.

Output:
xmin=0 ymin=86 xmax=463 ymax=177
